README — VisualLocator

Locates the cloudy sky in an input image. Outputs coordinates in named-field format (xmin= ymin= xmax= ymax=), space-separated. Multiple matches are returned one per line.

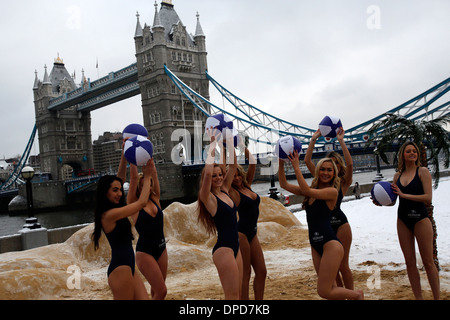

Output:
xmin=1 ymin=0 xmax=449 ymax=159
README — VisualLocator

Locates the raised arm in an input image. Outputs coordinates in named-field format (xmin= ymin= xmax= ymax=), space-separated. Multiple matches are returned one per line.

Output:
xmin=102 ymin=160 xmax=153 ymax=229
xmin=199 ymin=130 xmax=218 ymax=214
xmin=304 ymin=130 xmax=321 ymax=175
xmin=127 ymin=163 xmax=139 ymax=204
xmin=289 ymin=151 xmax=337 ymax=204
xmin=149 ymin=159 xmax=160 ymax=200
xmin=222 ymin=145 xmax=237 ymax=193
xmin=117 ymin=139 xmax=128 ymax=183
xmin=245 ymin=146 xmax=257 ymax=186
xmin=278 ymin=158 xmax=303 ymax=196
xmin=336 ymin=127 xmax=353 ymax=193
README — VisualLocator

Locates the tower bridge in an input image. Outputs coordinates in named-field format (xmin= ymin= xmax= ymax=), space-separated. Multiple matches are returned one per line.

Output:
xmin=1 ymin=1 xmax=449 ymax=207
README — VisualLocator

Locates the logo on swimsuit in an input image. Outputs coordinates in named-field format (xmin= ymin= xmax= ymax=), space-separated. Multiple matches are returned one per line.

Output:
xmin=312 ymin=232 xmax=323 ymax=242
xmin=330 ymin=216 xmax=341 ymax=225
xmin=408 ymin=210 xmax=420 ymax=219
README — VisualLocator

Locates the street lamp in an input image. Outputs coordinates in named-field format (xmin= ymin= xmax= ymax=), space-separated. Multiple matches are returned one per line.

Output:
xmin=372 ymin=148 xmax=384 ymax=182
xmin=21 ymin=166 xmax=41 ymax=229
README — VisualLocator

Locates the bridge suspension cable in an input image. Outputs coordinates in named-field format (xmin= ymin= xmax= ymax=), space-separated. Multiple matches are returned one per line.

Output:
xmin=166 ymin=65 xmax=450 ymax=155
xmin=1 ymin=124 xmax=37 ymax=190
xmin=164 ymin=66 xmax=300 ymax=155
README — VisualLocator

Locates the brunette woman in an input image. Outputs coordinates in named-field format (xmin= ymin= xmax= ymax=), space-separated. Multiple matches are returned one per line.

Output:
xmin=91 ymin=155 xmax=152 ymax=300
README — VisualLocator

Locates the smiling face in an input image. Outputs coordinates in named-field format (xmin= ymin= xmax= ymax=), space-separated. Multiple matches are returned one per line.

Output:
xmin=403 ymin=144 xmax=419 ymax=163
xmin=107 ymin=180 xmax=123 ymax=205
xmin=211 ymin=166 xmax=224 ymax=188
xmin=318 ymin=160 xmax=336 ymax=185
xmin=398 ymin=142 xmax=421 ymax=171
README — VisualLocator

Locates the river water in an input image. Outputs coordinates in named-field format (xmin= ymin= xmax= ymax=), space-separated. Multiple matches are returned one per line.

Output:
xmin=0 ymin=168 xmax=397 ymax=237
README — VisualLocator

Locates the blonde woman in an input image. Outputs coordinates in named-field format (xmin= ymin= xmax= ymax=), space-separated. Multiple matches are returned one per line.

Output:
xmin=128 ymin=159 xmax=167 ymax=300
xmin=305 ymin=128 xmax=354 ymax=289
xmin=279 ymin=151 xmax=363 ymax=300
xmin=391 ymin=141 xmax=440 ymax=299
xmin=228 ymin=146 xmax=266 ymax=300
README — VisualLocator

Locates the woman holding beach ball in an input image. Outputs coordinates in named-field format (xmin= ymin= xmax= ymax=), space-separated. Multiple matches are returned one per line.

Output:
xmin=278 ymin=150 xmax=364 ymax=300
xmin=305 ymin=127 xmax=355 ymax=290
xmin=221 ymin=137 xmax=267 ymax=300
xmin=197 ymin=128 xmax=243 ymax=299
xmin=391 ymin=141 xmax=440 ymax=299
xmin=91 ymin=141 xmax=152 ymax=300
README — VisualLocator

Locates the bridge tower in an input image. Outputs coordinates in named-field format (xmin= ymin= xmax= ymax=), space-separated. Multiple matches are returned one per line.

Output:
xmin=33 ymin=55 xmax=94 ymax=180
xmin=134 ymin=1 xmax=210 ymax=200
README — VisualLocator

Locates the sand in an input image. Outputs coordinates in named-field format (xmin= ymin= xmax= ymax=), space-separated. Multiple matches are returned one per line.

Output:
xmin=0 ymin=197 xmax=448 ymax=300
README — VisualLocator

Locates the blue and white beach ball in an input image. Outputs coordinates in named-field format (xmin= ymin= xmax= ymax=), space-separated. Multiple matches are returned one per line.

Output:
xmin=275 ymin=135 xmax=302 ymax=160
xmin=124 ymin=135 xmax=153 ymax=166
xmin=318 ymin=116 xmax=342 ymax=138
xmin=205 ymin=113 xmax=234 ymax=139
xmin=123 ymin=123 xmax=148 ymax=139
xmin=371 ymin=181 xmax=397 ymax=206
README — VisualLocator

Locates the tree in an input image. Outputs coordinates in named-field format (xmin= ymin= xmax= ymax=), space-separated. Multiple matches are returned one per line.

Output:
xmin=366 ymin=112 xmax=450 ymax=271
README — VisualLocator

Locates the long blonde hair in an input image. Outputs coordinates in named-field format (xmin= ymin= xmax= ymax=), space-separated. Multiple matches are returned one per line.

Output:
xmin=326 ymin=151 xmax=347 ymax=185
xmin=232 ymin=164 xmax=250 ymax=189
xmin=303 ymin=158 xmax=340 ymax=205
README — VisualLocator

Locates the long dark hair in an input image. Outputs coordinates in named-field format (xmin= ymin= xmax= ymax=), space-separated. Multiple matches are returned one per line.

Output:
xmin=92 ymin=175 xmax=127 ymax=250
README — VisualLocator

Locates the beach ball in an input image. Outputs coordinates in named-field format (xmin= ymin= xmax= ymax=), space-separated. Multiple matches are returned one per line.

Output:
xmin=318 ymin=116 xmax=342 ymax=138
xmin=275 ymin=135 xmax=302 ymax=161
xmin=371 ymin=181 xmax=397 ymax=206
xmin=123 ymin=123 xmax=148 ymax=139
xmin=205 ymin=113 xmax=234 ymax=139
xmin=124 ymin=135 xmax=153 ymax=166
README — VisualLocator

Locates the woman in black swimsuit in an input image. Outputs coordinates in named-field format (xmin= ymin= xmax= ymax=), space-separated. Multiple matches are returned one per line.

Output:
xmin=92 ymin=151 xmax=152 ymax=300
xmin=279 ymin=151 xmax=363 ymax=300
xmin=305 ymin=127 xmax=354 ymax=289
xmin=198 ymin=129 xmax=243 ymax=299
xmin=227 ymin=145 xmax=267 ymax=300
xmin=391 ymin=141 xmax=440 ymax=299
xmin=128 ymin=159 xmax=167 ymax=300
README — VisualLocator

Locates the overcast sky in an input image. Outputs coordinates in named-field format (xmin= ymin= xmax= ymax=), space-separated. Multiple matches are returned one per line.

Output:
xmin=1 ymin=0 xmax=449 ymax=159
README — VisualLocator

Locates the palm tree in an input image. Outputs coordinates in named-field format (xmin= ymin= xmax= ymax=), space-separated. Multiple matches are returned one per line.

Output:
xmin=366 ymin=112 xmax=450 ymax=271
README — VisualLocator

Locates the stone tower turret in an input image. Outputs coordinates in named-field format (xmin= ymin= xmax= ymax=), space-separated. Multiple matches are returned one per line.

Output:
xmin=33 ymin=55 xmax=94 ymax=180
